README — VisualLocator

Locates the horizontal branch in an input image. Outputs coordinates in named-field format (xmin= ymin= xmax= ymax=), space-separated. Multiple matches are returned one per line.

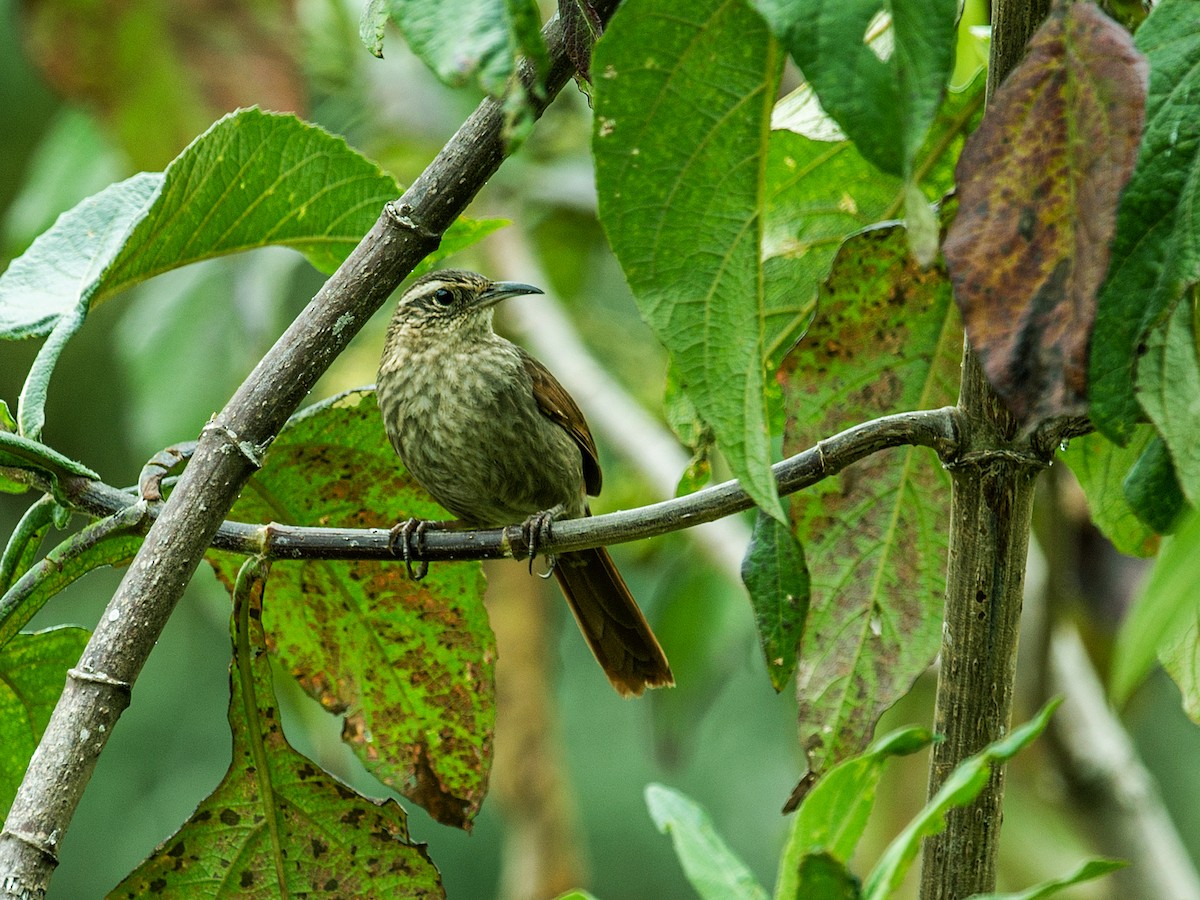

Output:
xmin=10 ymin=406 xmax=963 ymax=564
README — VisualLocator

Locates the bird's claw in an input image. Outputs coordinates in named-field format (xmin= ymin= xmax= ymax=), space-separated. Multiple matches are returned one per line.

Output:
xmin=389 ymin=518 xmax=430 ymax=581
xmin=521 ymin=510 xmax=558 ymax=579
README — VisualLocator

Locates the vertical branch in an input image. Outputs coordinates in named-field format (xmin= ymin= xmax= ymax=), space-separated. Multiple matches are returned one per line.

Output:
xmin=919 ymin=1 xmax=1053 ymax=897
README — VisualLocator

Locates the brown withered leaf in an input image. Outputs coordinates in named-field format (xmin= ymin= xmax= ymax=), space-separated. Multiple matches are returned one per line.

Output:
xmin=942 ymin=0 xmax=1147 ymax=425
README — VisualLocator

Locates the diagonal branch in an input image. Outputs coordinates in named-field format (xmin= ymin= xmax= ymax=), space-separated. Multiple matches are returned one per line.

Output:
xmin=0 ymin=3 xmax=622 ymax=893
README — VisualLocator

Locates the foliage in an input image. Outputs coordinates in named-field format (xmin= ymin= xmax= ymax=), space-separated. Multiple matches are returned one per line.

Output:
xmin=1 ymin=0 xmax=1199 ymax=896
xmin=645 ymin=704 xmax=1122 ymax=900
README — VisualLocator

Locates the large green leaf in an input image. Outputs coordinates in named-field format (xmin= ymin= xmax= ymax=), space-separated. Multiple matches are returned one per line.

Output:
xmin=594 ymin=0 xmax=786 ymax=520
xmin=1090 ymin=0 xmax=1200 ymax=444
xmin=0 ymin=108 xmax=503 ymax=438
xmin=1112 ymin=506 xmax=1200 ymax=708
xmin=1137 ymin=287 xmax=1200 ymax=503
xmin=755 ymin=0 xmax=957 ymax=180
xmin=208 ymin=389 xmax=495 ymax=829
xmin=363 ymin=0 xmax=547 ymax=97
xmin=645 ymin=784 xmax=769 ymax=900
xmin=777 ymin=726 xmax=932 ymax=899
xmin=111 ymin=559 xmax=442 ymax=898
xmin=1061 ymin=429 xmax=1160 ymax=557
xmin=0 ymin=627 xmax=91 ymax=819
xmin=862 ymin=701 xmax=1059 ymax=900
xmin=778 ymin=223 xmax=958 ymax=773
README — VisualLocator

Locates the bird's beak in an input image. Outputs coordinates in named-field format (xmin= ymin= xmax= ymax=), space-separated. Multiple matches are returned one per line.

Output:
xmin=476 ymin=281 xmax=544 ymax=309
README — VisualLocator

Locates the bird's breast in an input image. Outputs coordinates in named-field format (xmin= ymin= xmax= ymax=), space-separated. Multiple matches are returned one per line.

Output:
xmin=378 ymin=338 xmax=586 ymax=525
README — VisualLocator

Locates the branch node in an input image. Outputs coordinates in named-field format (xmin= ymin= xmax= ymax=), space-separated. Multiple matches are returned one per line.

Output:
xmin=200 ymin=421 xmax=270 ymax=469
xmin=384 ymin=201 xmax=441 ymax=244
xmin=0 ymin=828 xmax=60 ymax=867
xmin=67 ymin=667 xmax=133 ymax=696
xmin=944 ymin=448 xmax=1050 ymax=471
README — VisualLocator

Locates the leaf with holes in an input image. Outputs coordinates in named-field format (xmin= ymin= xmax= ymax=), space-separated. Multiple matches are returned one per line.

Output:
xmin=112 ymin=560 xmax=443 ymax=897
xmin=207 ymin=389 xmax=495 ymax=829
xmin=778 ymin=223 xmax=958 ymax=773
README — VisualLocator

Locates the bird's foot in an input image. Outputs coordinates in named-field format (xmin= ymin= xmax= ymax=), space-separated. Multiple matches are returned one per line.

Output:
xmin=388 ymin=518 xmax=430 ymax=581
xmin=521 ymin=507 xmax=562 ymax=579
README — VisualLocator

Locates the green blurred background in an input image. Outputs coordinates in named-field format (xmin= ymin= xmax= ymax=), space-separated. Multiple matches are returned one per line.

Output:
xmin=1 ymin=0 xmax=1198 ymax=897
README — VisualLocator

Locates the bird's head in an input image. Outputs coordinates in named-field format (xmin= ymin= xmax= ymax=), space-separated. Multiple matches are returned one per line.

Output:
xmin=388 ymin=269 xmax=544 ymax=342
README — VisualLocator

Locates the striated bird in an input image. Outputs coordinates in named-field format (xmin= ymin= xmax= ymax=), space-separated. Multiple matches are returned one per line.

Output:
xmin=377 ymin=269 xmax=673 ymax=697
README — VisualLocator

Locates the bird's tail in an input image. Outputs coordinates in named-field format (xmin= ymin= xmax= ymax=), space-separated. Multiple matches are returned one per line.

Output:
xmin=554 ymin=547 xmax=674 ymax=697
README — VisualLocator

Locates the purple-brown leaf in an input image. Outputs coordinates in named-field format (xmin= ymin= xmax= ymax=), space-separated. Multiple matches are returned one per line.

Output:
xmin=943 ymin=0 xmax=1147 ymax=424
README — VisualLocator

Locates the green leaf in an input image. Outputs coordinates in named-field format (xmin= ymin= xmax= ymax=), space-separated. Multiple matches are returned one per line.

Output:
xmin=1160 ymin=607 xmax=1200 ymax=723
xmin=791 ymin=853 xmax=861 ymax=900
xmin=1111 ymin=506 xmax=1200 ymax=706
xmin=360 ymin=0 xmax=388 ymax=57
xmin=0 ymin=108 xmax=504 ymax=438
xmin=1124 ymin=432 xmax=1188 ymax=536
xmin=862 ymin=700 xmax=1060 ymax=900
xmin=594 ymin=0 xmax=786 ymax=520
xmin=1090 ymin=0 xmax=1200 ymax=443
xmin=1061 ymin=429 xmax=1160 ymax=556
xmin=967 ymin=858 xmax=1126 ymax=900
xmin=378 ymin=0 xmax=547 ymax=95
xmin=777 ymin=727 xmax=932 ymax=899
xmin=756 ymin=0 xmax=957 ymax=180
xmin=0 ymin=627 xmax=91 ymax=818
xmin=207 ymin=389 xmax=495 ymax=829
xmin=0 ymin=506 xmax=147 ymax=651
xmin=762 ymin=72 xmax=984 ymax=370
xmin=741 ymin=507 xmax=809 ymax=691
xmin=0 ymin=172 xmax=160 ymax=343
xmin=0 ymin=497 xmax=59 ymax=596
xmin=0 ymin=431 xmax=100 ymax=492
xmin=778 ymin=224 xmax=958 ymax=773
xmin=110 ymin=558 xmax=443 ymax=898
xmin=1137 ymin=287 xmax=1200 ymax=503
xmin=645 ymin=784 xmax=770 ymax=900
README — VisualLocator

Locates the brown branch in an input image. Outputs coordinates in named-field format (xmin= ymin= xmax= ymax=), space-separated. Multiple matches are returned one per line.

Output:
xmin=3 ymin=406 xmax=964 ymax=565
xmin=919 ymin=1 xmax=1056 ymax=897
xmin=0 ymin=3 xmax=622 ymax=893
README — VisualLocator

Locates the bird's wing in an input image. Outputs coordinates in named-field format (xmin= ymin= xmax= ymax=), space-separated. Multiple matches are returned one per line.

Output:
xmin=520 ymin=350 xmax=603 ymax=496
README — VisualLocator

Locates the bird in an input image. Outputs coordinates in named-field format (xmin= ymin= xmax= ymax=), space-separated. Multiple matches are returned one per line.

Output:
xmin=376 ymin=268 xmax=673 ymax=697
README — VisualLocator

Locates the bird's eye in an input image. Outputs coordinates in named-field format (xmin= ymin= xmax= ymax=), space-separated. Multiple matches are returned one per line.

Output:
xmin=432 ymin=288 xmax=454 ymax=306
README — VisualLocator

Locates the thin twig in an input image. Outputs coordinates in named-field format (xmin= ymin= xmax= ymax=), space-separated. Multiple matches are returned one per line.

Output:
xmin=4 ymin=406 xmax=963 ymax=565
